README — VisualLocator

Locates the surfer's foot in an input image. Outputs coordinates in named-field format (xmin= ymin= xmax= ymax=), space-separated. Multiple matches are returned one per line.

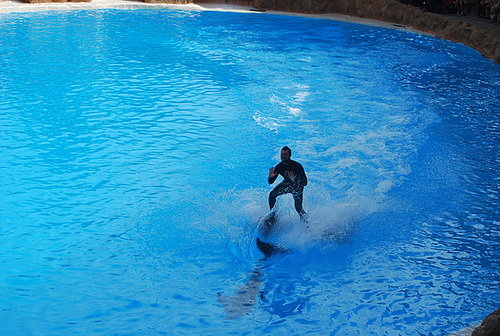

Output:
xmin=299 ymin=211 xmax=308 ymax=224
xmin=269 ymin=211 xmax=276 ymax=221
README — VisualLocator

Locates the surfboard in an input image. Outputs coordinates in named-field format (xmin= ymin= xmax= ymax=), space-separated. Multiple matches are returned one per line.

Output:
xmin=251 ymin=211 xmax=289 ymax=260
xmin=256 ymin=238 xmax=287 ymax=259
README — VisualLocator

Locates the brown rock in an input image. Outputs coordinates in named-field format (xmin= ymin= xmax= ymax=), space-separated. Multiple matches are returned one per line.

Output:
xmin=472 ymin=307 xmax=500 ymax=336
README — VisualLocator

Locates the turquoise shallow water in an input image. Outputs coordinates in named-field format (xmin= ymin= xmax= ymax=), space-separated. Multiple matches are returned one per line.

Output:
xmin=0 ymin=8 xmax=499 ymax=335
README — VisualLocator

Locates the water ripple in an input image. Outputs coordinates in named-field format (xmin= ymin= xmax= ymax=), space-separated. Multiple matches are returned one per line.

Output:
xmin=0 ymin=8 xmax=499 ymax=336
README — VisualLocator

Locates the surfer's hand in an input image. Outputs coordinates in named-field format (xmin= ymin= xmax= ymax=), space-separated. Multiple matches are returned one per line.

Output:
xmin=289 ymin=171 xmax=296 ymax=181
xmin=269 ymin=167 xmax=276 ymax=177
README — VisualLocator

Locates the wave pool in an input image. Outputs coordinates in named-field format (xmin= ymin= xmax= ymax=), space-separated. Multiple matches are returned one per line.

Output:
xmin=0 ymin=7 xmax=499 ymax=335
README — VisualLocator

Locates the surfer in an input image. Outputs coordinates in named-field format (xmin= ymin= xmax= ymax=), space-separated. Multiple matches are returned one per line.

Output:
xmin=268 ymin=146 xmax=308 ymax=222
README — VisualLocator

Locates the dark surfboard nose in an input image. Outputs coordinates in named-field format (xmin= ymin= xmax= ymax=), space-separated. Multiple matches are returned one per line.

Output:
xmin=256 ymin=238 xmax=287 ymax=259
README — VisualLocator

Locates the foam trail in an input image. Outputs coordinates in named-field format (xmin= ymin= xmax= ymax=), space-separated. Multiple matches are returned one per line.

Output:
xmin=206 ymin=178 xmax=386 ymax=263
xmin=263 ymin=192 xmax=380 ymax=254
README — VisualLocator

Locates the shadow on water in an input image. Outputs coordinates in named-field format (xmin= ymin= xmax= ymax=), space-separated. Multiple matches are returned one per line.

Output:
xmin=217 ymin=266 xmax=264 ymax=320
xmin=217 ymin=257 xmax=316 ymax=321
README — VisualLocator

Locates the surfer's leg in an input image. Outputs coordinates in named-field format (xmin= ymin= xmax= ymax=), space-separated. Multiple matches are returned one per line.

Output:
xmin=292 ymin=187 xmax=307 ymax=221
xmin=293 ymin=195 xmax=304 ymax=214
xmin=269 ymin=183 xmax=287 ymax=210
xmin=268 ymin=189 xmax=277 ymax=210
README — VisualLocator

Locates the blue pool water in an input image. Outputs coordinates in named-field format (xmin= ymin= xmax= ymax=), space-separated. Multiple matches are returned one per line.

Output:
xmin=0 ymin=8 xmax=499 ymax=335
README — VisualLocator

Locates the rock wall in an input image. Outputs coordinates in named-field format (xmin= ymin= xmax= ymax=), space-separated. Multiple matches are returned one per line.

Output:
xmin=247 ymin=0 xmax=500 ymax=64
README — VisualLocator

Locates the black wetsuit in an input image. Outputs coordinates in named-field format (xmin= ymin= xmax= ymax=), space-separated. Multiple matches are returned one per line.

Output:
xmin=268 ymin=160 xmax=307 ymax=216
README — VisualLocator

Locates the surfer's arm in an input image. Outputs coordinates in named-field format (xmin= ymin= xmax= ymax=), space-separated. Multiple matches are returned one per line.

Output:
xmin=290 ymin=164 xmax=307 ymax=186
xmin=302 ymin=168 xmax=308 ymax=186
xmin=268 ymin=167 xmax=278 ymax=184
xmin=298 ymin=162 xmax=308 ymax=186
